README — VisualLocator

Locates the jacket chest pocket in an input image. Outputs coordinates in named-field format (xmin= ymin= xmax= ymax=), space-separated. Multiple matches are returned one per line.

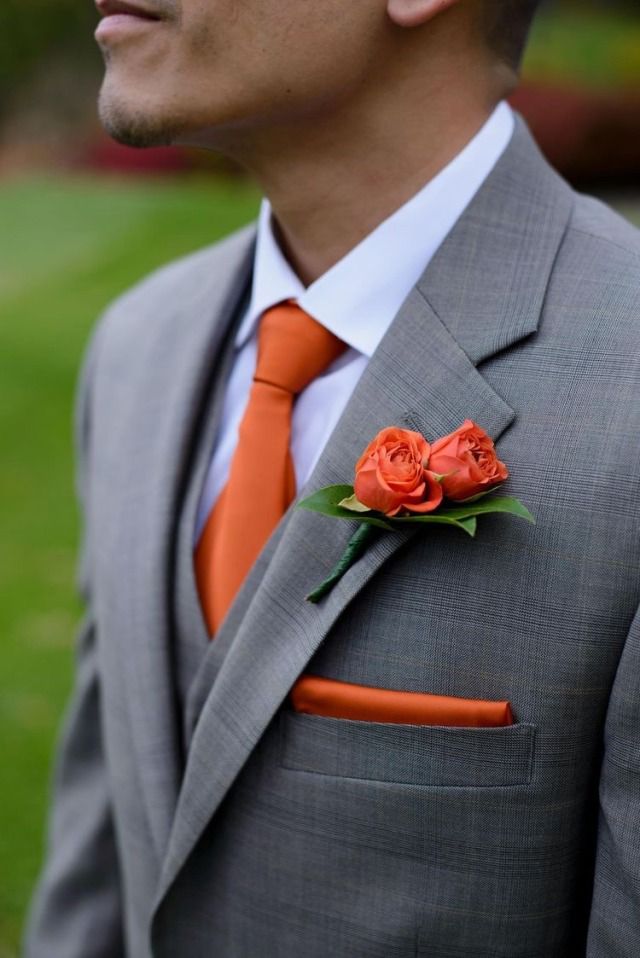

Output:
xmin=280 ymin=711 xmax=536 ymax=788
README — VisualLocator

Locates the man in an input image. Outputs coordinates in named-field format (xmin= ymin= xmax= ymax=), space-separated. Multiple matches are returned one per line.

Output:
xmin=25 ymin=0 xmax=640 ymax=955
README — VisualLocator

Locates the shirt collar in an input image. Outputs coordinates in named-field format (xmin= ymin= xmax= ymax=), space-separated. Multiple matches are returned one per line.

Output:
xmin=236 ymin=101 xmax=515 ymax=356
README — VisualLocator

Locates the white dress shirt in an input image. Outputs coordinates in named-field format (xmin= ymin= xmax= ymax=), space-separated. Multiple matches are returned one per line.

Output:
xmin=194 ymin=102 xmax=515 ymax=543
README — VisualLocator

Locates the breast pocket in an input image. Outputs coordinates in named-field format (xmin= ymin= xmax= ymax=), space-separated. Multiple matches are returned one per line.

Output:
xmin=280 ymin=711 xmax=536 ymax=788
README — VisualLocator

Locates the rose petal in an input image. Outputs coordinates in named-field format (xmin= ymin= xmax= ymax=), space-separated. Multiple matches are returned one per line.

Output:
xmin=402 ymin=471 xmax=444 ymax=513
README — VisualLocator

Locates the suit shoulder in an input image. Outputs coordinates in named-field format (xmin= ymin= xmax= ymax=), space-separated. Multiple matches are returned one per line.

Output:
xmin=94 ymin=222 xmax=255 ymax=355
xmin=550 ymin=193 xmax=640 ymax=315
xmin=565 ymin=193 xmax=640 ymax=269
xmin=543 ymin=194 xmax=640 ymax=350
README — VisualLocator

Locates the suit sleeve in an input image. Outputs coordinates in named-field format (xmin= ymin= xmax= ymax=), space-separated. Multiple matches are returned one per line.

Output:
xmin=24 ymin=322 xmax=125 ymax=958
xmin=586 ymin=604 xmax=640 ymax=957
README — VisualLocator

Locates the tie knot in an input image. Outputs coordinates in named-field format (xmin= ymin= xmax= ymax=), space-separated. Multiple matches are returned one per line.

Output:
xmin=254 ymin=302 xmax=347 ymax=396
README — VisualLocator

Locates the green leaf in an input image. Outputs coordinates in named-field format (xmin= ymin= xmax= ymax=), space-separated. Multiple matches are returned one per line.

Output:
xmin=458 ymin=516 xmax=478 ymax=537
xmin=433 ymin=495 xmax=535 ymax=523
xmin=391 ymin=514 xmax=479 ymax=535
xmin=338 ymin=494 xmax=371 ymax=513
xmin=298 ymin=484 xmax=355 ymax=511
xmin=298 ymin=487 xmax=534 ymax=533
xmin=297 ymin=485 xmax=394 ymax=530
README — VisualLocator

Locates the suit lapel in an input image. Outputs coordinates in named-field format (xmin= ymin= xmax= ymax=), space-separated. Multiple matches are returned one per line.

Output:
xmin=122 ymin=227 xmax=256 ymax=859
xmin=154 ymin=117 xmax=574 ymax=903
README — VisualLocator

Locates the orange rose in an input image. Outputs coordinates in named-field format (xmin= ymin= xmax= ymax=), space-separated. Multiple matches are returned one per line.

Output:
xmin=428 ymin=419 xmax=508 ymax=501
xmin=354 ymin=427 xmax=443 ymax=516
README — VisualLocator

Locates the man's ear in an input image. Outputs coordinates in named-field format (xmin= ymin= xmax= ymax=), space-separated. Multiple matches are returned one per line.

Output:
xmin=387 ymin=0 xmax=461 ymax=29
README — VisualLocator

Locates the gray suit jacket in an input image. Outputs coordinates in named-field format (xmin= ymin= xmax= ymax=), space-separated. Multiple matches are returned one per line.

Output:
xmin=25 ymin=119 xmax=640 ymax=958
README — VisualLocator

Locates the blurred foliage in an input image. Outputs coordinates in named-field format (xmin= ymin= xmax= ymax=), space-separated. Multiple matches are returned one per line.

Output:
xmin=525 ymin=3 xmax=640 ymax=88
xmin=0 ymin=1 xmax=96 ymax=119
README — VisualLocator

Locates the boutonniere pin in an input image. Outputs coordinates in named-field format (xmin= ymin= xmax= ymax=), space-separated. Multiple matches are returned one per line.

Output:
xmin=298 ymin=420 xmax=534 ymax=603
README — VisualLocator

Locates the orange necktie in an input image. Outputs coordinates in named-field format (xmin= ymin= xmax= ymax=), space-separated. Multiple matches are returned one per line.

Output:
xmin=195 ymin=302 xmax=346 ymax=635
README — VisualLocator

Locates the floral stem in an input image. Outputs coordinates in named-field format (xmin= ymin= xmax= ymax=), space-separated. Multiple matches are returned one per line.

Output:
xmin=306 ymin=523 xmax=381 ymax=603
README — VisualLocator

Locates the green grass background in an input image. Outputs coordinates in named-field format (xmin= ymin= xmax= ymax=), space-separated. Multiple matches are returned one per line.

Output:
xmin=2 ymin=173 xmax=638 ymax=958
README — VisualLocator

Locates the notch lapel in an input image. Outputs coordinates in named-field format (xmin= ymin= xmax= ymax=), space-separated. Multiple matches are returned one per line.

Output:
xmin=120 ymin=227 xmax=256 ymax=860
xmin=154 ymin=117 xmax=574 ymax=904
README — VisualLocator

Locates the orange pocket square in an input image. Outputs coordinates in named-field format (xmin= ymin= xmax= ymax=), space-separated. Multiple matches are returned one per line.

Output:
xmin=291 ymin=674 xmax=513 ymax=727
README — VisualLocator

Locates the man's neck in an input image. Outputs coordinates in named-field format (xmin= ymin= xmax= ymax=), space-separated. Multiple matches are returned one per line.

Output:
xmin=277 ymin=123 xmax=497 ymax=285
xmin=217 ymin=29 xmax=505 ymax=285
xmin=251 ymin=101 xmax=498 ymax=285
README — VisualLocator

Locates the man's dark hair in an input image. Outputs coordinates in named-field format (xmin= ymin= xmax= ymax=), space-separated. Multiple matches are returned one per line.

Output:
xmin=482 ymin=0 xmax=542 ymax=70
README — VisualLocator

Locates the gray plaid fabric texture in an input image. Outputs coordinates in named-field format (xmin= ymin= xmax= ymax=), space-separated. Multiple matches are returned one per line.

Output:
xmin=25 ymin=118 xmax=640 ymax=957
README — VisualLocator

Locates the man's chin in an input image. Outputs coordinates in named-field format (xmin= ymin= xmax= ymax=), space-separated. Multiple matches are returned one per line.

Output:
xmin=97 ymin=85 xmax=181 ymax=149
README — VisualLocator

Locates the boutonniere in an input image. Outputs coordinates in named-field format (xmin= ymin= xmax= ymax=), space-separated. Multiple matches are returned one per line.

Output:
xmin=298 ymin=420 xmax=534 ymax=603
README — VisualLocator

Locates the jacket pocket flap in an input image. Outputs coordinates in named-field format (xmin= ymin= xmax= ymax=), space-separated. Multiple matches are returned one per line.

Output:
xmin=281 ymin=711 xmax=536 ymax=787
